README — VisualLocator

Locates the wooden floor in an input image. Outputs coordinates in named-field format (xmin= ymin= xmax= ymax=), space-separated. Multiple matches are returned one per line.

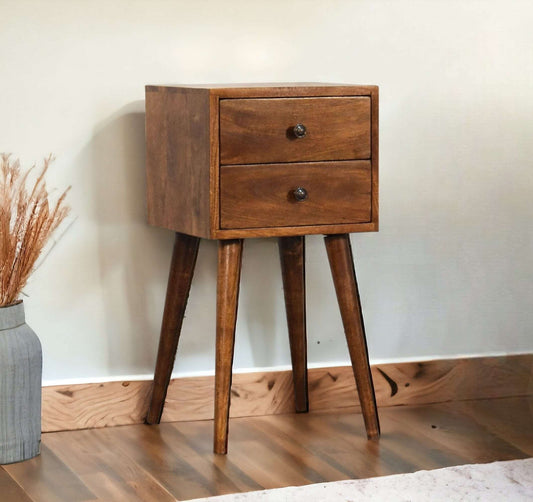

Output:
xmin=1 ymin=396 xmax=532 ymax=501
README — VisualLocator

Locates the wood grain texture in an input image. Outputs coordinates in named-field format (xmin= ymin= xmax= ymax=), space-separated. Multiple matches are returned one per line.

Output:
xmin=145 ymin=83 xmax=379 ymax=238
xmin=214 ymin=239 xmax=244 ymax=454
xmin=209 ymin=93 xmax=221 ymax=237
xmin=145 ymin=86 xmax=212 ymax=238
xmin=108 ymin=423 xmax=246 ymax=497
xmin=2 ymin=444 xmax=96 ymax=502
xmin=41 ymin=354 xmax=533 ymax=433
xmin=220 ymin=97 xmax=370 ymax=165
xmin=147 ymin=83 xmax=378 ymax=98
xmin=324 ymin=234 xmax=380 ymax=439
xmin=5 ymin=395 xmax=533 ymax=501
xmin=146 ymin=233 xmax=200 ymax=424
xmin=44 ymin=430 xmax=176 ymax=502
xmin=370 ymin=86 xmax=379 ymax=227
xmin=278 ymin=236 xmax=308 ymax=412
xmin=212 ymin=84 xmax=377 ymax=99
xmin=42 ymin=379 xmax=152 ymax=432
xmin=212 ymin=221 xmax=378 ymax=239
xmin=220 ymin=161 xmax=371 ymax=229
xmin=0 ymin=467 xmax=33 ymax=502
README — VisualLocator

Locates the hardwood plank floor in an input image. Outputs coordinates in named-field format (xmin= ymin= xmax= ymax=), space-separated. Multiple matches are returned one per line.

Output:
xmin=0 ymin=466 xmax=33 ymax=502
xmin=2 ymin=396 xmax=532 ymax=502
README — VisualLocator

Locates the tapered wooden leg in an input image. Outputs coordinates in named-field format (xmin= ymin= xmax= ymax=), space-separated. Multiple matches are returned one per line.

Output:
xmin=278 ymin=236 xmax=309 ymax=413
xmin=324 ymin=234 xmax=380 ymax=439
xmin=214 ymin=239 xmax=243 ymax=454
xmin=146 ymin=233 xmax=200 ymax=425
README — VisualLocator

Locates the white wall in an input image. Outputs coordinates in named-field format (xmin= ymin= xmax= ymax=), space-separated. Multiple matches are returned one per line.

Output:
xmin=1 ymin=0 xmax=532 ymax=383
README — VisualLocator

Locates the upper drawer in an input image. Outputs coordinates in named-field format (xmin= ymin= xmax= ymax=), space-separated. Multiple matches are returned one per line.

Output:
xmin=219 ymin=97 xmax=371 ymax=165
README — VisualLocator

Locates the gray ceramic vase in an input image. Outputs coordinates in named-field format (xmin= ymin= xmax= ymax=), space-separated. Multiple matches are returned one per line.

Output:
xmin=0 ymin=301 xmax=42 ymax=464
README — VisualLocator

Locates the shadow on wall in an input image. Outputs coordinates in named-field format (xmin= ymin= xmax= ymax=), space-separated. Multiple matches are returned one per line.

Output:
xmin=86 ymin=102 xmax=174 ymax=374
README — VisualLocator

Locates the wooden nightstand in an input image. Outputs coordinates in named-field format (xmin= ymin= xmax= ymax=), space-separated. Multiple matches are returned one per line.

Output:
xmin=144 ymin=83 xmax=380 ymax=454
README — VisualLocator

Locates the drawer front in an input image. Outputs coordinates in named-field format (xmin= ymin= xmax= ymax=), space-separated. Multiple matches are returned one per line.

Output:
xmin=219 ymin=97 xmax=371 ymax=165
xmin=220 ymin=161 xmax=371 ymax=229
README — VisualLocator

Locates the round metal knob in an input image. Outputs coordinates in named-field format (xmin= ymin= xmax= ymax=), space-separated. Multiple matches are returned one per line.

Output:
xmin=293 ymin=187 xmax=308 ymax=202
xmin=293 ymin=123 xmax=307 ymax=138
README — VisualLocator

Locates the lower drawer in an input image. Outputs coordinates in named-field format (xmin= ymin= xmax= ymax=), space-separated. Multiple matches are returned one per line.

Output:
xmin=220 ymin=161 xmax=371 ymax=229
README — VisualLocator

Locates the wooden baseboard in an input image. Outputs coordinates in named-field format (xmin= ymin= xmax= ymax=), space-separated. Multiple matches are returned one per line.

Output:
xmin=41 ymin=354 xmax=533 ymax=433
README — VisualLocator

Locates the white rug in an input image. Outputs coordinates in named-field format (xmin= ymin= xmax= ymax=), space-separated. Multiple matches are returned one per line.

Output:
xmin=184 ymin=458 xmax=533 ymax=502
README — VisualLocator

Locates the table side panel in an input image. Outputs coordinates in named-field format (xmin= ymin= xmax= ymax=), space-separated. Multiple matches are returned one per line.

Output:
xmin=145 ymin=87 xmax=212 ymax=238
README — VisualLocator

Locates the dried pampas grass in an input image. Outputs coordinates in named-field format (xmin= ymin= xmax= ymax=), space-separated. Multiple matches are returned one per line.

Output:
xmin=0 ymin=154 xmax=70 ymax=306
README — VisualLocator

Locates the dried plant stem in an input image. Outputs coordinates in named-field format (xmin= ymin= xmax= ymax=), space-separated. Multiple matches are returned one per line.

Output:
xmin=0 ymin=154 xmax=70 ymax=306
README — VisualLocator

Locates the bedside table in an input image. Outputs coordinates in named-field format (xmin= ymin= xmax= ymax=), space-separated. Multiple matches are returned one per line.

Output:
xmin=144 ymin=83 xmax=380 ymax=454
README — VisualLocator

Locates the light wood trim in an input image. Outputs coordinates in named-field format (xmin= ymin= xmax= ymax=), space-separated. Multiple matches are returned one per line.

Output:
xmin=41 ymin=354 xmax=533 ymax=433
